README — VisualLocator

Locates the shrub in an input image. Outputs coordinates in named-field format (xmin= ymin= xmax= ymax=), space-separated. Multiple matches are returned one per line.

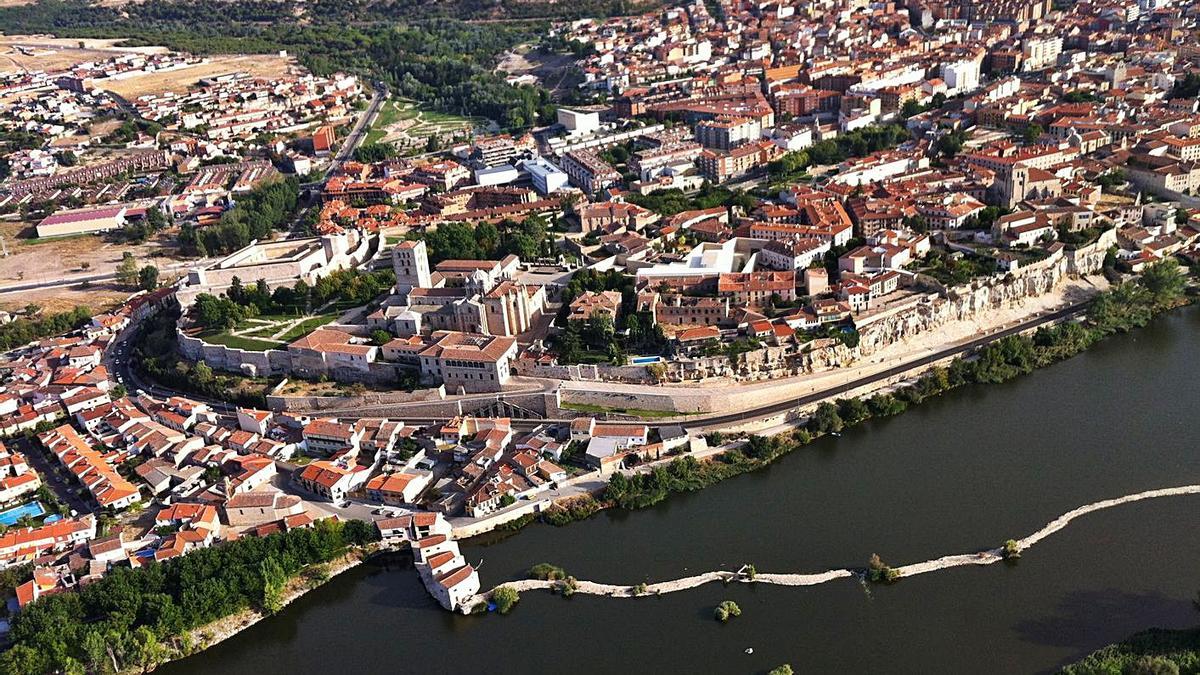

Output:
xmin=491 ymin=586 xmax=519 ymax=614
xmin=1002 ymin=539 xmax=1021 ymax=559
xmin=866 ymin=553 xmax=901 ymax=584
xmin=528 ymin=563 xmax=567 ymax=581
xmin=714 ymin=600 xmax=742 ymax=622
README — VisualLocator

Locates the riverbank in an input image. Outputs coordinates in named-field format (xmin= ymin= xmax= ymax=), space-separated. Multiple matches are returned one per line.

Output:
xmin=153 ymin=301 xmax=1200 ymax=675
xmin=180 ymin=549 xmax=371 ymax=665
xmin=504 ymin=263 xmax=1194 ymax=533
xmin=1061 ymin=626 xmax=1200 ymax=674
xmin=478 ymin=484 xmax=1200 ymax=603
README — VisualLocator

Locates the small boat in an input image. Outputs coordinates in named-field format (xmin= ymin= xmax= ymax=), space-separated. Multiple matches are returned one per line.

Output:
xmin=745 ymin=648 xmax=754 ymax=655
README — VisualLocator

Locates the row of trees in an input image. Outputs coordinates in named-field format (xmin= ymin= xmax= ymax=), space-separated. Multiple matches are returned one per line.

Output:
xmin=191 ymin=267 xmax=397 ymax=332
xmin=768 ymin=123 xmax=911 ymax=182
xmin=0 ymin=306 xmax=92 ymax=351
xmin=416 ymin=216 xmax=554 ymax=265
xmin=624 ymin=183 xmax=756 ymax=217
xmin=2 ymin=518 xmax=379 ymax=674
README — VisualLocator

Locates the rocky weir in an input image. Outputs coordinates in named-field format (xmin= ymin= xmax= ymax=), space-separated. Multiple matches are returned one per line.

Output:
xmin=476 ymin=483 xmax=1200 ymax=603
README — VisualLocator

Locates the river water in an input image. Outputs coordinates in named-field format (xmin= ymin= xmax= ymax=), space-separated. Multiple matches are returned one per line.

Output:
xmin=162 ymin=308 xmax=1200 ymax=675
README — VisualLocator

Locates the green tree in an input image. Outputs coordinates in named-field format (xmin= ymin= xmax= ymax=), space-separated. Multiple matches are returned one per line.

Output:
xmin=131 ymin=626 xmax=167 ymax=673
xmin=138 ymin=265 xmax=159 ymax=291
xmin=370 ymin=329 xmax=392 ymax=346
xmin=768 ymin=666 xmax=795 ymax=675
xmin=1140 ymin=259 xmax=1186 ymax=308
xmin=491 ymin=585 xmax=519 ymax=614
xmin=192 ymin=360 xmax=214 ymax=384
xmin=115 ymin=252 xmax=140 ymax=288
xmin=1125 ymin=656 xmax=1181 ymax=675
xmin=808 ymin=402 xmax=844 ymax=434
xmin=260 ymin=556 xmax=287 ymax=614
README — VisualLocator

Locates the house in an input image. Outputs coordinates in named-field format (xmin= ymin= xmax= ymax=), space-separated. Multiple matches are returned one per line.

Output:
xmin=223 ymin=490 xmax=307 ymax=527
xmin=430 ymin=564 xmax=480 ymax=613
xmin=302 ymin=419 xmax=365 ymax=456
xmin=568 ymin=291 xmax=623 ymax=323
xmin=155 ymin=502 xmax=221 ymax=534
xmin=0 ymin=442 xmax=40 ymax=505
xmin=364 ymin=471 xmax=432 ymax=505
xmin=0 ymin=516 xmax=96 ymax=569
xmin=236 ymin=408 xmax=272 ymax=436
xmin=376 ymin=515 xmax=414 ymax=542
xmin=293 ymin=452 xmax=372 ymax=504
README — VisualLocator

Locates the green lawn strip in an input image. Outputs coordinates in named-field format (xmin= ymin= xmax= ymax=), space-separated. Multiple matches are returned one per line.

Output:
xmin=196 ymin=329 xmax=286 ymax=352
xmin=276 ymin=313 xmax=339 ymax=343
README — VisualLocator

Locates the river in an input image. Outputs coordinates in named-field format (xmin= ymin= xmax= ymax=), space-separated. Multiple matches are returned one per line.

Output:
xmin=162 ymin=307 xmax=1200 ymax=674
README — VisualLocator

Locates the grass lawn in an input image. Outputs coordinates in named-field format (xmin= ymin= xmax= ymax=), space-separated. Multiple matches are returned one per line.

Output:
xmin=276 ymin=313 xmax=339 ymax=343
xmin=196 ymin=330 xmax=286 ymax=352
xmin=560 ymin=402 xmax=694 ymax=419
xmin=21 ymin=232 xmax=99 ymax=246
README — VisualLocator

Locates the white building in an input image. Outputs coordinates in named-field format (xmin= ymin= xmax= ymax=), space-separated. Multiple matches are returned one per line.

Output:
xmin=521 ymin=158 xmax=569 ymax=195
xmin=941 ymin=59 xmax=981 ymax=95
xmin=557 ymin=108 xmax=601 ymax=135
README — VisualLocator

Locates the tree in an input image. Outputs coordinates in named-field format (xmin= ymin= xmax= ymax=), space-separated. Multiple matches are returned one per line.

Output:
xmin=491 ymin=585 xmax=519 ymax=614
xmin=138 ymin=265 xmax=158 ymax=291
xmin=867 ymin=553 xmax=901 ymax=583
xmin=836 ymin=397 xmax=869 ymax=425
xmin=260 ymin=556 xmax=287 ymax=614
xmin=130 ymin=626 xmax=167 ymax=673
xmin=808 ymin=402 xmax=844 ymax=435
xmin=1140 ymin=259 xmax=1186 ymax=308
xmin=1125 ymin=656 xmax=1181 ymax=675
xmin=23 ymin=303 xmax=39 ymax=317
xmin=370 ymin=329 xmax=392 ymax=346
xmin=115 ymin=252 xmax=140 ymax=288
xmin=192 ymin=360 xmax=214 ymax=384
xmin=1002 ymin=539 xmax=1021 ymax=559
xmin=768 ymin=666 xmax=795 ymax=675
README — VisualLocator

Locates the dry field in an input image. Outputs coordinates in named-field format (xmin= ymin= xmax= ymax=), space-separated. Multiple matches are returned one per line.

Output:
xmin=0 ymin=221 xmax=180 ymax=282
xmin=102 ymin=53 xmax=298 ymax=98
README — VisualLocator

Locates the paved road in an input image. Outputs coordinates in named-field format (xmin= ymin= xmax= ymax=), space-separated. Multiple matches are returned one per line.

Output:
xmin=105 ymin=317 xmax=237 ymax=413
xmin=11 ymin=436 xmax=93 ymax=516
xmin=301 ymin=83 xmax=387 ymax=191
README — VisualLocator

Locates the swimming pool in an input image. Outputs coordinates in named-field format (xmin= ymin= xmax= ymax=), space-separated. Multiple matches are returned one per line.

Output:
xmin=631 ymin=356 xmax=663 ymax=365
xmin=0 ymin=501 xmax=45 ymax=526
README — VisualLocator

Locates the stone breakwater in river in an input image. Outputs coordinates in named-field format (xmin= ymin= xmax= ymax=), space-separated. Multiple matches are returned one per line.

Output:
xmin=479 ymin=484 xmax=1200 ymax=601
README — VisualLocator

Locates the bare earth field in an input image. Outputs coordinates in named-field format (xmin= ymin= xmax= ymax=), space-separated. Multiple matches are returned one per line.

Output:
xmin=0 ymin=34 xmax=174 ymax=72
xmin=102 ymin=54 xmax=298 ymax=98
xmin=0 ymin=221 xmax=189 ymax=312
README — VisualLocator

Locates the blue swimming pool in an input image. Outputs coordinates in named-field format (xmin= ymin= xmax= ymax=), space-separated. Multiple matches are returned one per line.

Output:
xmin=631 ymin=356 xmax=662 ymax=365
xmin=0 ymin=501 xmax=45 ymax=526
